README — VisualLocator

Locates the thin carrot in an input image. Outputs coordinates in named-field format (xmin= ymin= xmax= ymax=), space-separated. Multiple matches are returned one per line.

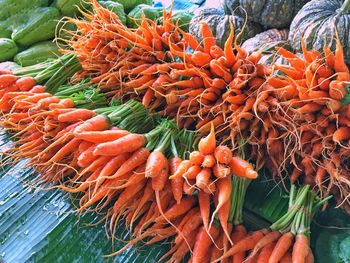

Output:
xmin=192 ymin=226 xmax=220 ymax=263
xmin=58 ymin=109 xmax=96 ymax=122
xmin=75 ymin=130 xmax=129 ymax=143
xmin=230 ymin=157 xmax=258 ymax=179
xmin=170 ymin=156 xmax=183 ymax=204
xmin=231 ymin=224 xmax=248 ymax=263
xmin=74 ymin=115 xmax=110 ymax=134
xmin=198 ymin=122 xmax=216 ymax=154
xmin=210 ymin=176 xmax=232 ymax=228
xmin=333 ymin=126 xmax=350 ymax=143
xmin=214 ymin=229 xmax=267 ymax=261
xmin=268 ymin=232 xmax=294 ymax=263
xmin=292 ymin=234 xmax=310 ymax=263
xmin=93 ymin=133 xmax=146 ymax=156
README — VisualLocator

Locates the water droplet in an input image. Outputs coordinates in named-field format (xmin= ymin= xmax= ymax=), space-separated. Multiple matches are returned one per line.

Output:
xmin=24 ymin=230 xmax=29 ymax=235
xmin=0 ymin=200 xmax=5 ymax=206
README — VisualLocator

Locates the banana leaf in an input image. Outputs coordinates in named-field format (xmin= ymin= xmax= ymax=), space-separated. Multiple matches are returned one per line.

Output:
xmin=0 ymin=130 xmax=349 ymax=262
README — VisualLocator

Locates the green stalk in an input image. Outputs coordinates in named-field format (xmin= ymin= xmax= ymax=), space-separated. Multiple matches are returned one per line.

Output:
xmin=341 ymin=0 xmax=350 ymax=13
xmin=229 ymin=177 xmax=251 ymax=225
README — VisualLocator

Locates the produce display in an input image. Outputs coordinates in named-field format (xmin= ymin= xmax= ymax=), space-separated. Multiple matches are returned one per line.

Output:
xmin=0 ymin=0 xmax=349 ymax=262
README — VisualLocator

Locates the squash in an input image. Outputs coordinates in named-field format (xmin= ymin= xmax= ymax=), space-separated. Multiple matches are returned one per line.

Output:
xmin=127 ymin=4 xmax=162 ymax=28
xmin=223 ymin=0 xmax=310 ymax=28
xmin=242 ymin=28 xmax=290 ymax=64
xmin=189 ymin=8 xmax=262 ymax=48
xmin=0 ymin=38 xmax=18 ymax=62
xmin=289 ymin=0 xmax=350 ymax=64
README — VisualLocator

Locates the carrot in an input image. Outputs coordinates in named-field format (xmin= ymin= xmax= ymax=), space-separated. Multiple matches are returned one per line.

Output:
xmin=214 ymin=229 xmax=267 ymax=261
xmin=192 ymin=226 xmax=220 ymax=263
xmin=77 ymin=145 xmax=96 ymax=168
xmin=174 ymin=210 xmax=202 ymax=245
xmin=224 ymin=22 xmax=236 ymax=67
xmin=210 ymin=231 xmax=224 ymax=262
xmin=214 ymin=145 xmax=233 ymax=164
xmin=280 ymin=252 xmax=292 ymax=263
xmin=189 ymin=151 xmax=205 ymax=166
xmin=196 ymin=168 xmax=212 ymax=192
xmin=292 ymin=234 xmax=309 ymax=263
xmin=213 ymin=163 xmax=230 ymax=178
xmin=0 ymin=74 xmax=17 ymax=88
xmin=202 ymin=154 xmax=216 ymax=168
xmin=201 ymin=22 xmax=216 ymax=54
xmin=198 ymin=122 xmax=216 ymax=154
xmin=251 ymin=230 xmax=281 ymax=257
xmin=93 ymin=133 xmax=146 ymax=156
xmin=305 ymin=249 xmax=314 ymax=263
xmin=217 ymin=196 xmax=232 ymax=245
xmin=329 ymin=80 xmax=347 ymax=100
xmin=145 ymin=151 xmax=167 ymax=178
xmin=183 ymin=165 xmax=201 ymax=180
xmin=58 ymin=109 xmax=96 ymax=122
xmin=37 ymin=96 xmax=60 ymax=109
xmin=155 ymin=196 xmax=197 ymax=222
xmin=75 ymin=130 xmax=129 ymax=143
xmin=74 ymin=115 xmax=110 ymax=134
xmin=198 ymin=190 xmax=210 ymax=231
xmin=106 ymin=147 xmax=150 ymax=179
xmin=183 ymin=180 xmax=195 ymax=195
xmin=230 ymin=157 xmax=258 ymax=179
xmin=210 ymin=176 xmax=232 ymax=228
xmin=191 ymin=51 xmax=212 ymax=67
xmin=334 ymin=38 xmax=349 ymax=73
xmin=256 ymin=242 xmax=276 ymax=263
xmin=333 ymin=126 xmax=350 ymax=143
xmin=170 ymin=156 xmax=183 ymax=204
xmin=169 ymin=160 xmax=190 ymax=179
xmin=268 ymin=232 xmax=294 ymax=263
xmin=231 ymin=224 xmax=248 ymax=263
xmin=46 ymin=138 xmax=81 ymax=164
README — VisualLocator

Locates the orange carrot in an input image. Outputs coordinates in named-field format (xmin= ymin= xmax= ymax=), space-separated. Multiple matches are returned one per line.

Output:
xmin=189 ymin=151 xmax=205 ymax=166
xmin=201 ymin=22 xmax=216 ymax=54
xmin=213 ymin=163 xmax=230 ymax=178
xmin=257 ymin=242 xmax=276 ymax=263
xmin=58 ymin=109 xmax=96 ymax=122
xmin=170 ymin=156 xmax=184 ymax=204
xmin=251 ymin=230 xmax=281 ymax=257
xmin=145 ymin=150 xmax=167 ymax=178
xmin=231 ymin=224 xmax=248 ymax=263
xmin=230 ymin=157 xmax=258 ymax=179
xmin=106 ymin=147 xmax=150 ymax=179
xmin=198 ymin=190 xmax=210 ymax=231
xmin=93 ymin=133 xmax=146 ymax=156
xmin=329 ymin=80 xmax=347 ymax=100
xmin=215 ymin=229 xmax=266 ymax=261
xmin=334 ymin=38 xmax=349 ymax=73
xmin=268 ymin=232 xmax=294 ymax=263
xmin=74 ymin=115 xmax=110 ymax=134
xmin=183 ymin=165 xmax=201 ymax=180
xmin=192 ymin=226 xmax=220 ymax=263
xmin=75 ymin=130 xmax=129 ymax=143
xmin=210 ymin=176 xmax=232 ymax=228
xmin=196 ymin=168 xmax=212 ymax=192
xmin=202 ymin=154 xmax=216 ymax=168
xmin=169 ymin=160 xmax=190 ymax=179
xmin=0 ymin=74 xmax=17 ymax=88
xmin=214 ymin=145 xmax=233 ymax=164
xmin=333 ymin=126 xmax=350 ymax=143
xmin=155 ymin=196 xmax=197 ymax=223
xmin=292 ymin=234 xmax=309 ymax=263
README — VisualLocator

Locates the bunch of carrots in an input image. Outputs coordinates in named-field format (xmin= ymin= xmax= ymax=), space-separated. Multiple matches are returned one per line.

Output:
xmin=61 ymin=2 xmax=350 ymax=212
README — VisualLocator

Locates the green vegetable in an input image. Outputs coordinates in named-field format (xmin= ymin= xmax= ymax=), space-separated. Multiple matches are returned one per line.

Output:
xmin=113 ymin=0 xmax=152 ymax=13
xmin=172 ymin=12 xmax=194 ymax=32
xmin=127 ymin=4 xmax=162 ymax=28
xmin=14 ymin=41 xmax=61 ymax=66
xmin=100 ymin=1 xmax=126 ymax=25
xmin=0 ymin=38 xmax=18 ymax=62
xmin=54 ymin=0 xmax=90 ymax=16
xmin=11 ymin=7 xmax=61 ymax=46
xmin=0 ymin=0 xmax=49 ymax=20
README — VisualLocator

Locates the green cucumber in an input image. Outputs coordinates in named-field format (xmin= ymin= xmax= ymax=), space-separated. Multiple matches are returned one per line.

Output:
xmin=12 ymin=7 xmax=61 ymax=46
xmin=0 ymin=38 xmax=18 ymax=62
xmin=14 ymin=41 xmax=61 ymax=66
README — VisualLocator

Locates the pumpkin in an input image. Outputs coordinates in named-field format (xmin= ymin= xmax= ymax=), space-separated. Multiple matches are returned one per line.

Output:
xmin=289 ymin=0 xmax=350 ymax=64
xmin=189 ymin=8 xmax=262 ymax=48
xmin=242 ymin=28 xmax=291 ymax=64
xmin=223 ymin=0 xmax=311 ymax=28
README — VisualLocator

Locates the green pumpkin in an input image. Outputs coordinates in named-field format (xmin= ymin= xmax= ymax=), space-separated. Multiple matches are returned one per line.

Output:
xmin=189 ymin=8 xmax=262 ymax=48
xmin=242 ymin=28 xmax=290 ymax=64
xmin=126 ymin=4 xmax=162 ymax=28
xmin=289 ymin=0 xmax=350 ymax=64
xmin=223 ymin=0 xmax=310 ymax=28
